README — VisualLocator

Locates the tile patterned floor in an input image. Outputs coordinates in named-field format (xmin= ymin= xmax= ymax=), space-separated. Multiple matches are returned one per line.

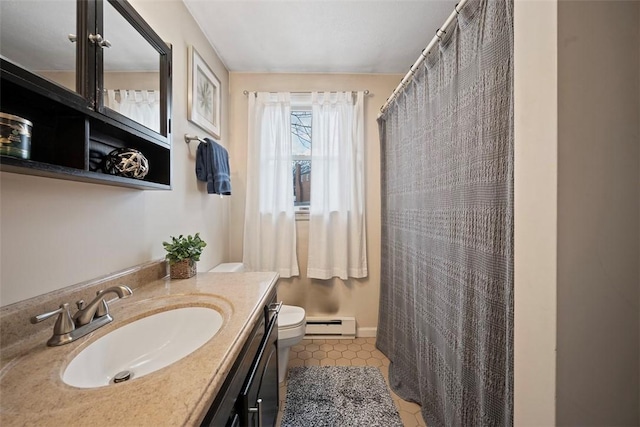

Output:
xmin=277 ymin=338 xmax=427 ymax=427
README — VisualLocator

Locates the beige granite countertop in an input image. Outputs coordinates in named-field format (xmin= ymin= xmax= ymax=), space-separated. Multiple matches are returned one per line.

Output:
xmin=0 ymin=271 xmax=279 ymax=426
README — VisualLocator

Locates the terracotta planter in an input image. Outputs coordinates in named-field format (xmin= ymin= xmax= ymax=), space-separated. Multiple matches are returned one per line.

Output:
xmin=169 ymin=259 xmax=196 ymax=279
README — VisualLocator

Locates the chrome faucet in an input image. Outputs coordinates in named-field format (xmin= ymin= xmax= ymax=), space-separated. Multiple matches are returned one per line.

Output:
xmin=31 ymin=285 xmax=133 ymax=346
xmin=74 ymin=285 xmax=133 ymax=326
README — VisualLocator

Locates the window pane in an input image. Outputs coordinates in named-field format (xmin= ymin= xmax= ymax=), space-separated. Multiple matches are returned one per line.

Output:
xmin=291 ymin=111 xmax=311 ymax=156
xmin=293 ymin=160 xmax=311 ymax=206
xmin=291 ymin=110 xmax=311 ymax=207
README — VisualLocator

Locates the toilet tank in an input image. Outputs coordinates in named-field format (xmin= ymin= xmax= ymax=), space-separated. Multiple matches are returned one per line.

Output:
xmin=209 ymin=263 xmax=245 ymax=273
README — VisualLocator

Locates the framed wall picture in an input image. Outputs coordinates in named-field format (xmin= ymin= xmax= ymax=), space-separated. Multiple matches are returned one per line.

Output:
xmin=188 ymin=46 xmax=221 ymax=139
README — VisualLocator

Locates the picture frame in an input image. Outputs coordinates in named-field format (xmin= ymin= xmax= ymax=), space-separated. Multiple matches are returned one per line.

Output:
xmin=188 ymin=45 xmax=221 ymax=139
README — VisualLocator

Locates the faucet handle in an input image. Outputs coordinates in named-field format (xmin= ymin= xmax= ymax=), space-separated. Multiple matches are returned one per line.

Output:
xmin=95 ymin=298 xmax=109 ymax=318
xmin=31 ymin=303 xmax=75 ymax=335
xmin=31 ymin=303 xmax=68 ymax=323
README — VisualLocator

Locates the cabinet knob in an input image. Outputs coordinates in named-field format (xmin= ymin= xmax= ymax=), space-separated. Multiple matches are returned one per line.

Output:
xmin=68 ymin=34 xmax=77 ymax=43
xmin=89 ymin=33 xmax=111 ymax=49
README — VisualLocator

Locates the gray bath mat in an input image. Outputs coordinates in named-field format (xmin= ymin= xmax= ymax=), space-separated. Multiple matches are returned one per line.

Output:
xmin=281 ymin=366 xmax=403 ymax=427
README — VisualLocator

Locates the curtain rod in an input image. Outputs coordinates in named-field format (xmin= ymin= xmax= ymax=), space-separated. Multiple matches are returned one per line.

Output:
xmin=378 ymin=0 xmax=469 ymax=118
xmin=243 ymin=90 xmax=370 ymax=96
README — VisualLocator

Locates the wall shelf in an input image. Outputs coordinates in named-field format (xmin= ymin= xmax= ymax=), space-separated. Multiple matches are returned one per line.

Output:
xmin=0 ymin=0 xmax=172 ymax=191
xmin=0 ymin=156 xmax=170 ymax=190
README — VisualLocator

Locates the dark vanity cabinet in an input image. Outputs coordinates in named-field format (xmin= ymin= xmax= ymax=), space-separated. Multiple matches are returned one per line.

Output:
xmin=240 ymin=302 xmax=280 ymax=427
xmin=202 ymin=291 xmax=280 ymax=427
xmin=0 ymin=0 xmax=172 ymax=190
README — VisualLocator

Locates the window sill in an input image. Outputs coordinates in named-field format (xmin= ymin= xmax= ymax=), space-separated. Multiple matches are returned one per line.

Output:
xmin=295 ymin=210 xmax=309 ymax=221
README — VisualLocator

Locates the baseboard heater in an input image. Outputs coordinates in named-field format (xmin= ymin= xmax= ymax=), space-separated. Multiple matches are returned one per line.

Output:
xmin=305 ymin=316 xmax=356 ymax=338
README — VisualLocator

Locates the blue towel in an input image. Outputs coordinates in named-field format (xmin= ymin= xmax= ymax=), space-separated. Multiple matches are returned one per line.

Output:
xmin=195 ymin=138 xmax=231 ymax=195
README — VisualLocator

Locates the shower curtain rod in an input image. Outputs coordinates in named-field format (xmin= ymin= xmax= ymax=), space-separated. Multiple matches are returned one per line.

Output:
xmin=378 ymin=0 xmax=469 ymax=118
xmin=243 ymin=90 xmax=370 ymax=96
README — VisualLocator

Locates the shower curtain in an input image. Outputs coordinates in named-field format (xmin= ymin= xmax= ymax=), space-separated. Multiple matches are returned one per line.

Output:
xmin=376 ymin=0 xmax=513 ymax=425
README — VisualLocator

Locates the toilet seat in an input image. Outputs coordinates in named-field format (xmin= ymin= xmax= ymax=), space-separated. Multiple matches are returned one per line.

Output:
xmin=278 ymin=305 xmax=306 ymax=342
xmin=279 ymin=305 xmax=305 ymax=329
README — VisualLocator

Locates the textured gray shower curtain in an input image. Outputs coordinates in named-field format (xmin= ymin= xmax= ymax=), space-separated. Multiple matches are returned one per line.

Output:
xmin=376 ymin=0 xmax=513 ymax=425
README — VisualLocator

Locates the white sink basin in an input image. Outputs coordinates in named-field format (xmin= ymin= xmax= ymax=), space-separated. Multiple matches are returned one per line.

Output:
xmin=63 ymin=307 xmax=223 ymax=388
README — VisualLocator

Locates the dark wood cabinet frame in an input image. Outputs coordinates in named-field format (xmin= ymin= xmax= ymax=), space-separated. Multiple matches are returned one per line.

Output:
xmin=0 ymin=0 xmax=172 ymax=190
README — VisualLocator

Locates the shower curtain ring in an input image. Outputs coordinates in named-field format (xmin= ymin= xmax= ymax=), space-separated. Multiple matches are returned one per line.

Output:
xmin=455 ymin=3 xmax=461 ymax=14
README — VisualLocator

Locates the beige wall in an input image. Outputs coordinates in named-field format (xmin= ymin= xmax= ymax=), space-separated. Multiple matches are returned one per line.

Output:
xmin=557 ymin=1 xmax=640 ymax=424
xmin=514 ymin=0 xmax=640 ymax=424
xmin=37 ymin=71 xmax=75 ymax=92
xmin=103 ymin=72 xmax=160 ymax=91
xmin=0 ymin=0 xmax=230 ymax=306
xmin=228 ymin=73 xmax=400 ymax=331
xmin=514 ymin=0 xmax=558 ymax=425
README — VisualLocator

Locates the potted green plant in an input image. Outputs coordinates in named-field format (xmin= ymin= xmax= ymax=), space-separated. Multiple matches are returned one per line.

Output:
xmin=162 ymin=233 xmax=207 ymax=279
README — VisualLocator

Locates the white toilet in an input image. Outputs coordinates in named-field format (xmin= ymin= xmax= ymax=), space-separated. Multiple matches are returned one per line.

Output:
xmin=276 ymin=304 xmax=306 ymax=382
xmin=209 ymin=263 xmax=306 ymax=383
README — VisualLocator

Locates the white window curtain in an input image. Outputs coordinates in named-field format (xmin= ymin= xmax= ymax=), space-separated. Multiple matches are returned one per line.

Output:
xmin=105 ymin=89 xmax=160 ymax=133
xmin=243 ymin=92 xmax=299 ymax=277
xmin=307 ymin=91 xmax=367 ymax=280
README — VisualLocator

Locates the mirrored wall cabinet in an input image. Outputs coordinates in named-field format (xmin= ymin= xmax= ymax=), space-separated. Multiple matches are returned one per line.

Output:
xmin=0 ymin=0 xmax=172 ymax=190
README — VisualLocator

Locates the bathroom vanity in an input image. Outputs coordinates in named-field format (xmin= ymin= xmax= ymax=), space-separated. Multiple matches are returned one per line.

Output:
xmin=201 ymin=293 xmax=280 ymax=427
xmin=0 ymin=263 xmax=280 ymax=426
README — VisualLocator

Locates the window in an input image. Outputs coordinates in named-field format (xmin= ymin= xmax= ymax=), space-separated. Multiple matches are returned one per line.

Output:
xmin=291 ymin=110 xmax=311 ymax=210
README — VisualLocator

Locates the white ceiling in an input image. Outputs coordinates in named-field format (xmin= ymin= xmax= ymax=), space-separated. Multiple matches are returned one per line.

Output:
xmin=182 ymin=0 xmax=458 ymax=74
